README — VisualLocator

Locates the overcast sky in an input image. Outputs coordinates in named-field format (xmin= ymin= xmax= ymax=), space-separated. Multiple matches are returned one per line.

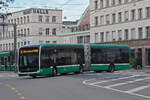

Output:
xmin=1 ymin=0 xmax=89 ymax=21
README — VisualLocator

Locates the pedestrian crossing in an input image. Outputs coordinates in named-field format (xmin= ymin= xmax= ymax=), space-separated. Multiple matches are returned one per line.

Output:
xmin=83 ymin=74 xmax=150 ymax=99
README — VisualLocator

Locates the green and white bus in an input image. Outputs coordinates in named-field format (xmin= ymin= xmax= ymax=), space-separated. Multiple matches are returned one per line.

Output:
xmin=18 ymin=43 xmax=131 ymax=77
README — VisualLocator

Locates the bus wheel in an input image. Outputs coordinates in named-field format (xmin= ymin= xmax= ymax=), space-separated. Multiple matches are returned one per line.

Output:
xmin=108 ymin=64 xmax=115 ymax=73
xmin=52 ymin=68 xmax=57 ymax=76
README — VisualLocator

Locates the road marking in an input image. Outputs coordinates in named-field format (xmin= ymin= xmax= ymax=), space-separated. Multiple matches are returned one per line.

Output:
xmin=83 ymin=75 xmax=150 ymax=99
xmin=11 ymin=88 xmax=17 ymax=91
xmin=82 ymin=79 xmax=96 ymax=85
xmin=84 ymin=82 xmax=150 ymax=99
xmin=20 ymin=96 xmax=25 ymax=100
xmin=105 ymin=77 xmax=150 ymax=88
xmin=89 ymin=75 xmax=139 ymax=85
xmin=126 ymin=84 xmax=150 ymax=93
xmin=17 ymin=93 xmax=22 ymax=96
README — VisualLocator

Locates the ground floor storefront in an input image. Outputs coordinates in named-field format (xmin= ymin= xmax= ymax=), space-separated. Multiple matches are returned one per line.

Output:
xmin=100 ymin=39 xmax=150 ymax=67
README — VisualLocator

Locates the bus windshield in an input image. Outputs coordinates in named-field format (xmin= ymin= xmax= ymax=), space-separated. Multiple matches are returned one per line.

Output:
xmin=19 ymin=48 xmax=39 ymax=72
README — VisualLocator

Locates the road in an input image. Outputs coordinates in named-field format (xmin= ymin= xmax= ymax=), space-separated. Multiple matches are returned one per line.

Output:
xmin=1 ymin=71 xmax=150 ymax=100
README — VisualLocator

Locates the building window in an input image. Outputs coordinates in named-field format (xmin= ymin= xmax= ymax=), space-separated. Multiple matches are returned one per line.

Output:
xmin=125 ymin=29 xmax=129 ymax=40
xmin=131 ymin=28 xmax=136 ymax=39
xmin=146 ymin=49 xmax=150 ymax=65
xmin=146 ymin=7 xmax=150 ymax=18
xmin=146 ymin=26 xmax=150 ymax=38
xmin=24 ymin=16 xmax=26 ymax=23
xmin=138 ymin=8 xmax=143 ymax=19
xmin=45 ymin=16 xmax=49 ymax=23
xmin=27 ymin=16 xmax=30 ymax=23
xmin=21 ymin=42 xmax=23 ymax=46
xmin=52 ymin=16 xmax=56 ymax=23
xmin=106 ymin=14 xmax=110 ymax=24
xmin=95 ymin=0 xmax=98 ymax=9
xmin=21 ymin=29 xmax=23 ymax=37
xmin=14 ymin=19 xmax=16 ymax=24
xmin=100 ymin=32 xmax=104 ymax=42
xmin=131 ymin=9 xmax=136 ymax=20
xmin=17 ymin=18 xmax=19 ymax=24
xmin=124 ymin=11 xmax=129 ymax=21
xmin=118 ymin=0 xmax=122 ymax=4
xmin=77 ymin=36 xmax=83 ymax=43
xmin=106 ymin=0 xmax=109 ymax=7
xmin=21 ymin=17 xmax=23 ymax=24
xmin=112 ymin=13 xmax=116 ymax=24
xmin=27 ymin=28 xmax=30 ymax=36
xmin=38 ymin=15 xmax=43 ymax=22
xmin=84 ymin=35 xmax=90 ymax=43
xmin=112 ymin=31 xmax=116 ymax=41
xmin=46 ymin=28 xmax=49 ymax=35
xmin=106 ymin=32 xmax=110 ymax=42
xmin=118 ymin=30 xmax=122 ymax=40
xmin=52 ymin=28 xmax=56 ymax=35
xmin=39 ymin=27 xmax=43 ymax=35
xmin=95 ymin=33 xmax=99 ymax=42
xmin=112 ymin=0 xmax=116 ymax=5
xmin=138 ymin=27 xmax=143 ymax=39
xmin=100 ymin=15 xmax=104 ymax=25
xmin=24 ymin=29 xmax=26 ymax=36
xmin=95 ymin=16 xmax=98 ymax=26
xmin=118 ymin=12 xmax=122 ymax=22
xmin=100 ymin=0 xmax=104 ymax=8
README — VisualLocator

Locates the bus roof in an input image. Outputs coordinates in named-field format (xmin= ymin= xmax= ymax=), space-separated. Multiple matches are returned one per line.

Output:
xmin=20 ymin=43 xmax=130 ymax=49
xmin=90 ymin=44 xmax=130 ymax=48
xmin=0 ymin=52 xmax=11 ymax=57
xmin=40 ymin=43 xmax=84 ymax=48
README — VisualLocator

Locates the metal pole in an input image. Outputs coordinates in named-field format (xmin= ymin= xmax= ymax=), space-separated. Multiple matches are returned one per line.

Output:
xmin=2 ymin=15 xmax=5 ymax=39
xmin=13 ymin=24 xmax=17 ymax=71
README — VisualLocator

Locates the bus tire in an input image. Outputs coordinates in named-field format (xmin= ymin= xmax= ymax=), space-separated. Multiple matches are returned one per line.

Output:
xmin=108 ymin=64 xmax=115 ymax=73
xmin=52 ymin=68 xmax=57 ymax=76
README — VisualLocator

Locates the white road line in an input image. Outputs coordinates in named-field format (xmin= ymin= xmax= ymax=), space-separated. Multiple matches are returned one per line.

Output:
xmin=89 ymin=75 xmax=139 ymax=85
xmin=126 ymin=84 xmax=150 ymax=93
xmin=83 ymin=82 xmax=150 ymax=99
xmin=105 ymin=77 xmax=150 ymax=88
xmin=82 ymin=79 xmax=96 ymax=85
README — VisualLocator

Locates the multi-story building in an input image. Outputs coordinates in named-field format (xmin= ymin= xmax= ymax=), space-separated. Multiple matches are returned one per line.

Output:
xmin=61 ymin=21 xmax=78 ymax=33
xmin=90 ymin=0 xmax=150 ymax=67
xmin=0 ymin=8 xmax=62 ymax=52
xmin=59 ymin=7 xmax=90 ymax=44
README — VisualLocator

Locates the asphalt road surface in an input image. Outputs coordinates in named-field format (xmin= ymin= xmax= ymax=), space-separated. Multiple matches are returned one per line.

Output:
xmin=1 ymin=71 xmax=150 ymax=100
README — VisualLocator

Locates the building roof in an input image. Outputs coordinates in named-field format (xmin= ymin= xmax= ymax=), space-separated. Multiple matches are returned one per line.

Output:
xmin=7 ymin=8 xmax=62 ymax=15
xmin=77 ymin=6 xmax=90 ymax=26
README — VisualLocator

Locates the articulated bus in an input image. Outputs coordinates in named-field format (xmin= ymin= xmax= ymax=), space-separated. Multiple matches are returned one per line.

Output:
xmin=18 ymin=43 xmax=131 ymax=77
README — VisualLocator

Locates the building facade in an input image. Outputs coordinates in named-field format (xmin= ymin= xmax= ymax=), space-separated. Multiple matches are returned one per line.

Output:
xmin=90 ymin=0 xmax=150 ymax=67
xmin=59 ymin=7 xmax=90 ymax=44
xmin=0 ymin=8 xmax=62 ymax=52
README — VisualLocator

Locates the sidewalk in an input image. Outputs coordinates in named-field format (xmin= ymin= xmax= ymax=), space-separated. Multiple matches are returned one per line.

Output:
xmin=118 ymin=67 xmax=150 ymax=74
